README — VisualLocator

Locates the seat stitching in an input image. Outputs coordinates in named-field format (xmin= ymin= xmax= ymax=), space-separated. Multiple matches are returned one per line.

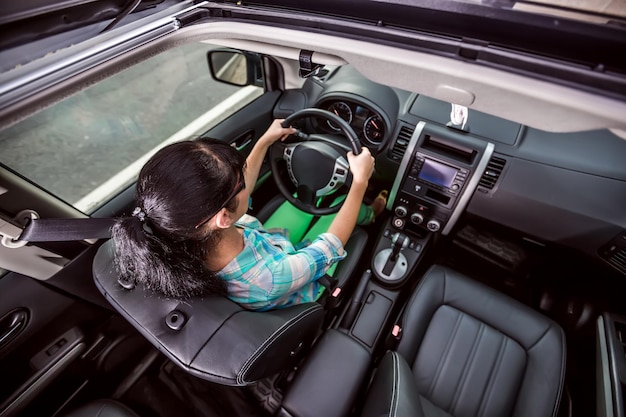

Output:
xmin=238 ymin=305 xmax=321 ymax=382
xmin=522 ymin=323 xmax=565 ymax=417
xmin=477 ymin=334 xmax=508 ymax=416
xmin=237 ymin=306 xmax=320 ymax=384
xmin=237 ymin=305 xmax=322 ymax=384
xmin=525 ymin=322 xmax=552 ymax=351
xmin=94 ymin=402 xmax=107 ymax=417
xmin=427 ymin=308 xmax=463 ymax=398
xmin=441 ymin=267 xmax=447 ymax=304
xmin=188 ymin=303 xmax=243 ymax=366
xmin=390 ymin=352 xmax=399 ymax=417
xmin=450 ymin=321 xmax=485 ymax=415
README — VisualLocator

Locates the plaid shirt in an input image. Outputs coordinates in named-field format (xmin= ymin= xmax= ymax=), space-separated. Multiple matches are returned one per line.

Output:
xmin=218 ymin=214 xmax=346 ymax=311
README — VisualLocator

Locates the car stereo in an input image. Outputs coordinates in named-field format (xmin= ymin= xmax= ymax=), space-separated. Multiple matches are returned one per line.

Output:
xmin=388 ymin=121 xmax=494 ymax=235
xmin=405 ymin=153 xmax=469 ymax=203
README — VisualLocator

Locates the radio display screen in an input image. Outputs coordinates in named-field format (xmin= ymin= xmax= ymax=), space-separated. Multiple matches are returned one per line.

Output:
xmin=418 ymin=158 xmax=458 ymax=188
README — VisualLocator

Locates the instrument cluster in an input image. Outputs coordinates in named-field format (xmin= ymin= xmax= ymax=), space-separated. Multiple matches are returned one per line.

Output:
xmin=316 ymin=99 xmax=387 ymax=148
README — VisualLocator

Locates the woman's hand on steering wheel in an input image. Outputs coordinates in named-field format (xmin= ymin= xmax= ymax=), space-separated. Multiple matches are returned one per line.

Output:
xmin=347 ymin=147 xmax=375 ymax=186
xmin=258 ymin=119 xmax=297 ymax=147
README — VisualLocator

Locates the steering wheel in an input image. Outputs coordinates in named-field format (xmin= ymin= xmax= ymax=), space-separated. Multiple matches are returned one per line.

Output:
xmin=269 ymin=108 xmax=362 ymax=215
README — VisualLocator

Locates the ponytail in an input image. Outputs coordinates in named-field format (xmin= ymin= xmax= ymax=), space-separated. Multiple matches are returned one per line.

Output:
xmin=111 ymin=215 xmax=226 ymax=299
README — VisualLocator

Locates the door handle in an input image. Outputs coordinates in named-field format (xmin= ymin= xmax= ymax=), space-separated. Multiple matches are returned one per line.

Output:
xmin=0 ymin=308 xmax=28 ymax=349
xmin=233 ymin=139 xmax=252 ymax=152
xmin=231 ymin=130 xmax=254 ymax=152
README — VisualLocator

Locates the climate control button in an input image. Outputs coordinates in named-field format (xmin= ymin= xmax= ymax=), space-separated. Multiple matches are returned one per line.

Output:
xmin=410 ymin=213 xmax=424 ymax=225
xmin=426 ymin=219 xmax=441 ymax=232
xmin=394 ymin=206 xmax=408 ymax=217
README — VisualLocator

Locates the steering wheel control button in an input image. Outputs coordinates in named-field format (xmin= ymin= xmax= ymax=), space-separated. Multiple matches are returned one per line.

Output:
xmin=426 ymin=219 xmax=441 ymax=232
xmin=315 ymin=157 xmax=349 ymax=197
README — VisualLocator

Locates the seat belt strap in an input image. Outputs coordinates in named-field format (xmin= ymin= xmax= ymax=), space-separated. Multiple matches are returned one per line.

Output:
xmin=18 ymin=218 xmax=116 ymax=242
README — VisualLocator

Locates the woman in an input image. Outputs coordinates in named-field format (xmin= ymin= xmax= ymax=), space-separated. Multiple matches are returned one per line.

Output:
xmin=112 ymin=119 xmax=382 ymax=310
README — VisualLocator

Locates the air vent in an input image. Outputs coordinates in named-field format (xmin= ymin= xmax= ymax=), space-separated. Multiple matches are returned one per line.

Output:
xmin=389 ymin=125 xmax=414 ymax=161
xmin=479 ymin=156 xmax=506 ymax=190
xmin=600 ymin=232 xmax=626 ymax=275
xmin=607 ymin=248 xmax=626 ymax=274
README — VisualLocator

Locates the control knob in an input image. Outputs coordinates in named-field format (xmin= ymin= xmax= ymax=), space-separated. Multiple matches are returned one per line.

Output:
xmin=410 ymin=213 xmax=424 ymax=225
xmin=426 ymin=219 xmax=441 ymax=232
xmin=394 ymin=206 xmax=408 ymax=217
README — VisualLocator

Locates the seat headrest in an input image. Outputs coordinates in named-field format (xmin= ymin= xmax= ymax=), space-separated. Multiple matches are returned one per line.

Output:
xmin=92 ymin=240 xmax=324 ymax=386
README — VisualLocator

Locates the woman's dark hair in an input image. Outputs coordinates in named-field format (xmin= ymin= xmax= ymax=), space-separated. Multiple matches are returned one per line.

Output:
xmin=111 ymin=138 xmax=246 ymax=299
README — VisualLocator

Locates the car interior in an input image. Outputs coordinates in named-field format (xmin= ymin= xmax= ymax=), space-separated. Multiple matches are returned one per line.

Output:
xmin=0 ymin=2 xmax=625 ymax=417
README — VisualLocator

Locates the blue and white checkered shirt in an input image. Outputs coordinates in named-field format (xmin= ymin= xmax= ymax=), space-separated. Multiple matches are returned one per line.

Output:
xmin=218 ymin=214 xmax=346 ymax=311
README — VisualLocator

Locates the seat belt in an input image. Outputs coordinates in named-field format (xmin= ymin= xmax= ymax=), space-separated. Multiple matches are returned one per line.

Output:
xmin=17 ymin=218 xmax=116 ymax=243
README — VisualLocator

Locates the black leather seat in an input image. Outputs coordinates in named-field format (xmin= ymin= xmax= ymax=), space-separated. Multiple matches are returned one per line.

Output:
xmin=62 ymin=399 xmax=139 ymax=417
xmin=92 ymin=224 xmax=367 ymax=386
xmin=362 ymin=265 xmax=566 ymax=417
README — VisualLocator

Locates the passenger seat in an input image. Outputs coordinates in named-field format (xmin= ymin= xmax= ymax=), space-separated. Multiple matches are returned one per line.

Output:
xmin=61 ymin=399 xmax=139 ymax=417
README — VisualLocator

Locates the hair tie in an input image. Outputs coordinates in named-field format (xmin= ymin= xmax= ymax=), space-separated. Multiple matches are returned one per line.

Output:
xmin=132 ymin=206 xmax=147 ymax=222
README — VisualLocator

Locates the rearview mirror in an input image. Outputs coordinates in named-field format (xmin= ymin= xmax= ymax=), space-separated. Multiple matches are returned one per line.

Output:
xmin=207 ymin=49 xmax=264 ymax=87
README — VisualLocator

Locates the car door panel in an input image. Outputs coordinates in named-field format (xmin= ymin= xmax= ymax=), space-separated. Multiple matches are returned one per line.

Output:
xmin=0 ymin=272 xmax=92 ymax=416
xmin=202 ymin=90 xmax=281 ymax=155
xmin=0 ymin=268 xmax=151 ymax=417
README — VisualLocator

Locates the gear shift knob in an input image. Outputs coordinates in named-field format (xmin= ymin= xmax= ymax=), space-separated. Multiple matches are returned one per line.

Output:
xmin=389 ymin=232 xmax=409 ymax=262
xmin=374 ymin=232 xmax=410 ymax=282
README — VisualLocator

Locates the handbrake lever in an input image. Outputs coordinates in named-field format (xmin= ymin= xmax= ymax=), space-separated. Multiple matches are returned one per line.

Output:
xmin=339 ymin=269 xmax=371 ymax=330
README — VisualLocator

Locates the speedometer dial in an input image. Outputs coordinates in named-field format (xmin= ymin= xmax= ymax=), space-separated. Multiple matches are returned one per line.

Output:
xmin=327 ymin=102 xmax=353 ymax=131
xmin=363 ymin=115 xmax=384 ymax=143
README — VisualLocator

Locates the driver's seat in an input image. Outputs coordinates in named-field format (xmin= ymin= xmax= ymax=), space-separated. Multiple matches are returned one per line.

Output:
xmin=92 ymin=221 xmax=367 ymax=386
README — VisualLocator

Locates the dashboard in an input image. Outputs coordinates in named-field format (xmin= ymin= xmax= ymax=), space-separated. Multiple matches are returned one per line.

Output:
xmin=274 ymin=64 xmax=626 ymax=277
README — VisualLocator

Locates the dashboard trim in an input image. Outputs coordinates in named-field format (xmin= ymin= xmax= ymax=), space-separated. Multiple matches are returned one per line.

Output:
xmin=442 ymin=141 xmax=494 ymax=235
xmin=388 ymin=121 xmax=425 ymax=213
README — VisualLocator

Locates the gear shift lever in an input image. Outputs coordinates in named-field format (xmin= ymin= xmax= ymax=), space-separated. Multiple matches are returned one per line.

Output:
xmin=388 ymin=233 xmax=409 ymax=263
xmin=373 ymin=232 xmax=409 ymax=283
xmin=383 ymin=233 xmax=409 ymax=275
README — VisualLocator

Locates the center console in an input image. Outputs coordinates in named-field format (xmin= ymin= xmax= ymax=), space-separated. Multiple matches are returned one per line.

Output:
xmin=372 ymin=121 xmax=494 ymax=286
xmin=388 ymin=121 xmax=494 ymax=237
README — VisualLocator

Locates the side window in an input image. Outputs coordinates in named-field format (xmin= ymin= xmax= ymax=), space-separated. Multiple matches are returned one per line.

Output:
xmin=0 ymin=42 xmax=263 ymax=213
